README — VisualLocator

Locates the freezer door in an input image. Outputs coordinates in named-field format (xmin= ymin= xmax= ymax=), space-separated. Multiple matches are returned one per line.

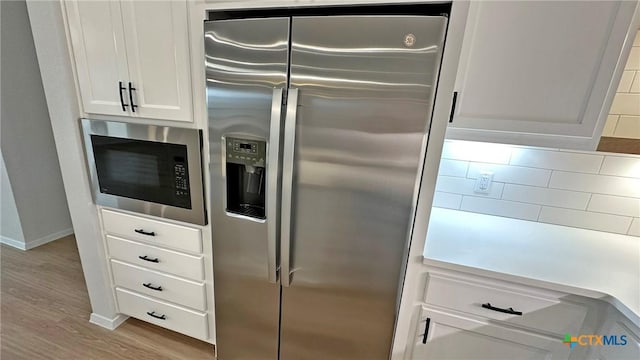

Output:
xmin=280 ymin=16 xmax=447 ymax=359
xmin=205 ymin=18 xmax=289 ymax=360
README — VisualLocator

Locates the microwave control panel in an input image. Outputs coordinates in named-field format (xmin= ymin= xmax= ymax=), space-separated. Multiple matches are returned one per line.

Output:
xmin=174 ymin=161 xmax=189 ymax=196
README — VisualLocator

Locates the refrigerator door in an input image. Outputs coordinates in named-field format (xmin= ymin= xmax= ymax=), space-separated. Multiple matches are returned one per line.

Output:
xmin=280 ymin=16 xmax=447 ymax=359
xmin=205 ymin=18 xmax=289 ymax=360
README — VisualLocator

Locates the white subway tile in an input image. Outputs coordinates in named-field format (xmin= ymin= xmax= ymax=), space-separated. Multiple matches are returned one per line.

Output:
xmin=438 ymin=159 xmax=468 ymax=177
xmin=625 ymin=46 xmax=640 ymax=70
xmin=631 ymin=71 xmax=640 ymax=93
xmin=601 ymin=115 xmax=619 ymax=137
xmin=618 ymin=71 xmax=635 ymax=92
xmin=435 ymin=176 xmax=503 ymax=199
xmin=613 ymin=116 xmax=640 ymax=139
xmin=460 ymin=196 xmax=540 ymax=221
xmin=432 ymin=191 xmax=462 ymax=210
xmin=587 ymin=194 xmax=640 ymax=217
xmin=510 ymin=148 xmax=603 ymax=173
xmin=600 ymin=156 xmax=640 ymax=178
xmin=609 ymin=93 xmax=640 ymax=115
xmin=549 ymin=171 xmax=640 ymax=198
xmin=628 ymin=218 xmax=640 ymax=237
xmin=467 ymin=163 xmax=551 ymax=187
xmin=441 ymin=140 xmax=511 ymax=164
xmin=538 ymin=207 xmax=633 ymax=235
xmin=502 ymin=184 xmax=590 ymax=210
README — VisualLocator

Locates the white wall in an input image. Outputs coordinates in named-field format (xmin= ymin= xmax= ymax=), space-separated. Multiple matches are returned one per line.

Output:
xmin=1 ymin=154 xmax=25 ymax=244
xmin=26 ymin=0 xmax=119 ymax=325
xmin=0 ymin=0 xmax=73 ymax=248
xmin=433 ymin=140 xmax=640 ymax=237
xmin=603 ymin=29 xmax=640 ymax=138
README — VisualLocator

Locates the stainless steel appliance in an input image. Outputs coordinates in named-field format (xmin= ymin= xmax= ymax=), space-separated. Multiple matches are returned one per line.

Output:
xmin=81 ymin=119 xmax=206 ymax=225
xmin=206 ymin=7 xmax=449 ymax=359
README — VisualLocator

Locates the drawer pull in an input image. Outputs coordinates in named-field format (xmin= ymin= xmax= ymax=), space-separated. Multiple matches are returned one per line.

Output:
xmin=138 ymin=255 xmax=159 ymax=263
xmin=135 ymin=229 xmax=156 ymax=236
xmin=422 ymin=318 xmax=431 ymax=344
xmin=481 ymin=302 xmax=523 ymax=316
xmin=146 ymin=311 xmax=166 ymax=320
xmin=142 ymin=283 xmax=163 ymax=291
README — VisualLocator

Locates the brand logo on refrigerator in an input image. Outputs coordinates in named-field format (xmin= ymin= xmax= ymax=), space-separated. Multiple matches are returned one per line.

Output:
xmin=404 ymin=33 xmax=416 ymax=47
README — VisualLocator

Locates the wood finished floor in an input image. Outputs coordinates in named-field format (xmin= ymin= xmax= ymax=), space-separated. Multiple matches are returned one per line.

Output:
xmin=1 ymin=235 xmax=215 ymax=359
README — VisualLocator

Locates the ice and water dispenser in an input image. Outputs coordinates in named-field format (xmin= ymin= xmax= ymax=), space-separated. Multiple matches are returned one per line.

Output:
xmin=225 ymin=137 xmax=267 ymax=219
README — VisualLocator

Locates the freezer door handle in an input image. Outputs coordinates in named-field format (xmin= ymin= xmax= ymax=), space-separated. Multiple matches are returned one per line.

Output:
xmin=280 ymin=88 xmax=299 ymax=287
xmin=267 ymin=88 xmax=284 ymax=284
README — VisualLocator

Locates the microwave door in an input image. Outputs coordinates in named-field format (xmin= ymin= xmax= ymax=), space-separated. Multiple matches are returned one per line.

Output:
xmin=91 ymin=135 xmax=192 ymax=209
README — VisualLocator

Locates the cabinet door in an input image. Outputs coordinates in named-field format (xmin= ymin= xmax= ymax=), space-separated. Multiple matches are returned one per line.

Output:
xmin=120 ymin=0 xmax=192 ymax=122
xmin=410 ymin=307 xmax=570 ymax=359
xmin=65 ymin=0 xmax=130 ymax=116
xmin=595 ymin=312 xmax=640 ymax=360
xmin=447 ymin=1 xmax=637 ymax=150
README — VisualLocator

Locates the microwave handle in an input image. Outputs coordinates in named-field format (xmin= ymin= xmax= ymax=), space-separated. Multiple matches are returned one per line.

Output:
xmin=266 ymin=88 xmax=284 ymax=284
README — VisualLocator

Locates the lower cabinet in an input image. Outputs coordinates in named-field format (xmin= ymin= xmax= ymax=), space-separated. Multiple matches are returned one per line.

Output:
xmin=412 ymin=306 xmax=569 ymax=359
xmin=589 ymin=306 xmax=640 ymax=360
xmin=116 ymin=288 xmax=208 ymax=340
xmin=410 ymin=268 xmax=640 ymax=360
xmin=100 ymin=208 xmax=212 ymax=342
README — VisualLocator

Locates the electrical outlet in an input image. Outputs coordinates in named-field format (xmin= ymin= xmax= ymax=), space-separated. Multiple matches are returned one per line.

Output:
xmin=474 ymin=172 xmax=493 ymax=194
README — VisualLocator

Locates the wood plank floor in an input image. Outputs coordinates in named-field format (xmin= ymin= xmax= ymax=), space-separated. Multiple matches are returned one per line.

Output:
xmin=1 ymin=235 xmax=215 ymax=359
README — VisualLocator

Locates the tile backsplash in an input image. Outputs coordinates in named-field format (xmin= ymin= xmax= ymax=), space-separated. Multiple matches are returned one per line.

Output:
xmin=433 ymin=140 xmax=640 ymax=237
xmin=603 ymin=29 xmax=640 ymax=138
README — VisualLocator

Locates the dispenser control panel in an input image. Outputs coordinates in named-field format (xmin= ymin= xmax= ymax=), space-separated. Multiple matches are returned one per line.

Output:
xmin=226 ymin=137 xmax=266 ymax=167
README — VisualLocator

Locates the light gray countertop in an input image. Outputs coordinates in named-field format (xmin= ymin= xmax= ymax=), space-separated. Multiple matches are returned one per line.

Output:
xmin=423 ymin=207 xmax=640 ymax=326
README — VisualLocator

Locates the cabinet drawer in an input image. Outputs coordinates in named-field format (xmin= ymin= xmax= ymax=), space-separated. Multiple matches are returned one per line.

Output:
xmin=102 ymin=209 xmax=202 ymax=253
xmin=106 ymin=235 xmax=204 ymax=281
xmin=115 ymin=287 xmax=208 ymax=340
xmin=412 ymin=306 xmax=569 ymax=359
xmin=425 ymin=274 xmax=587 ymax=336
xmin=111 ymin=259 xmax=206 ymax=311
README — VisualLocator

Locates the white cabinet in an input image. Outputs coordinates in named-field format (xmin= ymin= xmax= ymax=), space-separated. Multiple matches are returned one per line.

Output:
xmin=412 ymin=307 xmax=569 ymax=359
xmin=116 ymin=288 xmax=208 ymax=340
xmin=65 ymin=0 xmax=192 ymax=122
xmin=409 ymin=270 xmax=588 ymax=359
xmin=447 ymin=1 xmax=639 ymax=150
xmin=100 ymin=208 xmax=211 ymax=341
xmin=590 ymin=306 xmax=640 ymax=360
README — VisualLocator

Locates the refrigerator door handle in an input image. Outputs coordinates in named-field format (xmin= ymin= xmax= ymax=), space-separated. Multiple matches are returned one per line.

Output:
xmin=267 ymin=88 xmax=284 ymax=284
xmin=280 ymin=88 xmax=299 ymax=287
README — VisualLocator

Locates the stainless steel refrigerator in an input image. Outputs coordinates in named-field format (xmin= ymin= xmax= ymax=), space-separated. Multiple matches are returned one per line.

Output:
xmin=206 ymin=10 xmax=448 ymax=360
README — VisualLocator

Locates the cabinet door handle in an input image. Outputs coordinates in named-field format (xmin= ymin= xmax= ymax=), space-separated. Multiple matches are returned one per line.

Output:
xmin=146 ymin=311 xmax=166 ymax=320
xmin=142 ymin=283 xmax=163 ymax=291
xmin=422 ymin=318 xmax=431 ymax=344
xmin=118 ymin=81 xmax=128 ymax=111
xmin=138 ymin=255 xmax=159 ymax=263
xmin=134 ymin=229 xmax=155 ymax=236
xmin=481 ymin=303 xmax=523 ymax=316
xmin=128 ymin=82 xmax=137 ymax=112
xmin=448 ymin=91 xmax=458 ymax=123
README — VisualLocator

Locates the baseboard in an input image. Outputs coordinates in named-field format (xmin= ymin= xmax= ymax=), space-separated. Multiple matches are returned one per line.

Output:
xmin=24 ymin=228 xmax=74 ymax=250
xmin=89 ymin=313 xmax=129 ymax=330
xmin=0 ymin=235 xmax=27 ymax=250
xmin=1 ymin=228 xmax=74 ymax=251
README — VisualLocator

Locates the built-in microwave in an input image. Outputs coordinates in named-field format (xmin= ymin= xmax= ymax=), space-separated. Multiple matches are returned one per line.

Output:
xmin=81 ymin=119 xmax=206 ymax=225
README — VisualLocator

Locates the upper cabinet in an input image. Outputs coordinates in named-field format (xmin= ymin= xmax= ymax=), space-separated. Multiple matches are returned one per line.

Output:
xmin=447 ymin=1 xmax=639 ymax=150
xmin=65 ymin=0 xmax=193 ymax=122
